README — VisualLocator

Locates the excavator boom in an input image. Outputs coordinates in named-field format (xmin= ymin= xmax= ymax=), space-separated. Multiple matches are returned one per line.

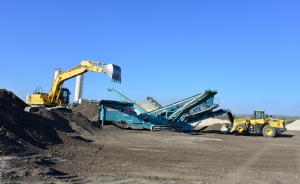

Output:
xmin=25 ymin=60 xmax=121 ymax=112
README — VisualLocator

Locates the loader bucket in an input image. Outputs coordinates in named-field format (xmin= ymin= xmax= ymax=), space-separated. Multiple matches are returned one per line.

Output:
xmin=104 ymin=64 xmax=121 ymax=83
xmin=227 ymin=111 xmax=234 ymax=124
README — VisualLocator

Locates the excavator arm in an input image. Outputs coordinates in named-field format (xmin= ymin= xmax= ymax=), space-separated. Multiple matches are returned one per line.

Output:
xmin=48 ymin=60 xmax=121 ymax=104
xmin=25 ymin=60 xmax=121 ymax=110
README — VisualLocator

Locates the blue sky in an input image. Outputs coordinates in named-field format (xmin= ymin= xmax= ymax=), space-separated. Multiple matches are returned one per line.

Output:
xmin=0 ymin=0 xmax=299 ymax=116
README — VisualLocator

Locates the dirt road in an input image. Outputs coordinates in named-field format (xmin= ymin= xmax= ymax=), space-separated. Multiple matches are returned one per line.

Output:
xmin=2 ymin=124 xmax=300 ymax=184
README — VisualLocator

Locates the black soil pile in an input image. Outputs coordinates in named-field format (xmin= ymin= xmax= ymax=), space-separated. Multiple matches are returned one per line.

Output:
xmin=0 ymin=89 xmax=104 ymax=183
xmin=32 ymin=106 xmax=101 ymax=136
xmin=43 ymin=110 xmax=102 ymax=137
xmin=0 ymin=90 xmax=63 ymax=155
xmin=0 ymin=89 xmax=28 ymax=109
xmin=0 ymin=89 xmax=103 ymax=156
xmin=72 ymin=103 xmax=99 ymax=121
xmin=68 ymin=112 xmax=101 ymax=136
xmin=32 ymin=110 xmax=74 ymax=133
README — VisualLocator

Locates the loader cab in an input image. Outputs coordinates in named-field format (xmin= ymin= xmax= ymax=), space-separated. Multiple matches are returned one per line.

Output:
xmin=60 ymin=88 xmax=71 ymax=105
xmin=249 ymin=110 xmax=266 ymax=126
xmin=253 ymin=110 xmax=265 ymax=119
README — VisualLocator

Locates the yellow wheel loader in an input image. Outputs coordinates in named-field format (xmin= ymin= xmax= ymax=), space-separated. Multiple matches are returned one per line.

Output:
xmin=229 ymin=110 xmax=287 ymax=138
xmin=25 ymin=60 xmax=121 ymax=113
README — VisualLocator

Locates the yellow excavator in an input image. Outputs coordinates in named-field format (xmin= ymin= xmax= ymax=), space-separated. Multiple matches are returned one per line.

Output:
xmin=25 ymin=60 xmax=121 ymax=113
xmin=229 ymin=110 xmax=287 ymax=138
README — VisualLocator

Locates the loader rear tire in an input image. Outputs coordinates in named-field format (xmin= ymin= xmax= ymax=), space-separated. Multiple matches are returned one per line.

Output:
xmin=235 ymin=124 xmax=247 ymax=136
xmin=262 ymin=126 xmax=276 ymax=138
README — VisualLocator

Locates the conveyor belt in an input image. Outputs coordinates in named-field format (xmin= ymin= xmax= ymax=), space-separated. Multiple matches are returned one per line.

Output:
xmin=107 ymin=88 xmax=147 ymax=114
xmin=146 ymin=96 xmax=162 ymax=109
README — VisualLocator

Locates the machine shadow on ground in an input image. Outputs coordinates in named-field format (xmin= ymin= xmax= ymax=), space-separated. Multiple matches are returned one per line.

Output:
xmin=71 ymin=135 xmax=94 ymax=142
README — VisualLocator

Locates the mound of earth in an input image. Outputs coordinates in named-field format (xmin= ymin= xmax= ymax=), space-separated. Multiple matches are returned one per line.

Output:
xmin=32 ymin=110 xmax=74 ymax=133
xmin=72 ymin=103 xmax=99 ymax=121
xmin=70 ymin=112 xmax=101 ymax=135
xmin=32 ymin=109 xmax=101 ymax=137
xmin=192 ymin=118 xmax=231 ymax=132
xmin=0 ymin=91 xmax=63 ymax=153
xmin=286 ymin=120 xmax=300 ymax=131
xmin=0 ymin=89 xmax=110 ymax=183
xmin=0 ymin=89 xmax=102 ymax=156
xmin=0 ymin=89 xmax=28 ymax=109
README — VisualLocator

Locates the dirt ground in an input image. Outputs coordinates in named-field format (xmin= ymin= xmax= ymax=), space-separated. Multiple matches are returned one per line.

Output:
xmin=1 ymin=89 xmax=300 ymax=183
xmin=2 ymin=125 xmax=300 ymax=184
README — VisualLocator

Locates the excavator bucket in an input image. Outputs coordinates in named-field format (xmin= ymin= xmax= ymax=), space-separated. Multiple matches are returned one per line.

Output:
xmin=104 ymin=64 xmax=121 ymax=83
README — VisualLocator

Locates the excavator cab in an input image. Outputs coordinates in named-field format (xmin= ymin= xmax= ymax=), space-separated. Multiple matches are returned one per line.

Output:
xmin=60 ymin=88 xmax=71 ymax=105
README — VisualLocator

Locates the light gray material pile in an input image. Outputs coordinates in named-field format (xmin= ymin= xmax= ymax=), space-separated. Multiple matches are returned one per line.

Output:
xmin=286 ymin=120 xmax=300 ymax=131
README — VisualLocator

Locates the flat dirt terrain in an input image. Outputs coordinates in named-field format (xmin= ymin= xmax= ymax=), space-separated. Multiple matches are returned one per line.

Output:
xmin=2 ymin=126 xmax=300 ymax=184
xmin=1 ymin=89 xmax=300 ymax=183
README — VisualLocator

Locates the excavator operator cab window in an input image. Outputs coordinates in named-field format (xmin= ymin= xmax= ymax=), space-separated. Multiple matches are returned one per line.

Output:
xmin=61 ymin=89 xmax=70 ymax=104
xmin=254 ymin=111 xmax=265 ymax=119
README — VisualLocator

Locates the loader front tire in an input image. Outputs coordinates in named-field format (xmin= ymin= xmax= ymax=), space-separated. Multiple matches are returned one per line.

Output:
xmin=262 ymin=126 xmax=276 ymax=138
xmin=235 ymin=124 xmax=247 ymax=136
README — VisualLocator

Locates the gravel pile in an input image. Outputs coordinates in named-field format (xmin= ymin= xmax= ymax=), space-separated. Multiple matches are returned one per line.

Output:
xmin=286 ymin=120 xmax=300 ymax=131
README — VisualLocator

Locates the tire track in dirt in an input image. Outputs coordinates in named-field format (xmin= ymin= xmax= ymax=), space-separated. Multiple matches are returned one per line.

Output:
xmin=222 ymin=144 xmax=269 ymax=184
